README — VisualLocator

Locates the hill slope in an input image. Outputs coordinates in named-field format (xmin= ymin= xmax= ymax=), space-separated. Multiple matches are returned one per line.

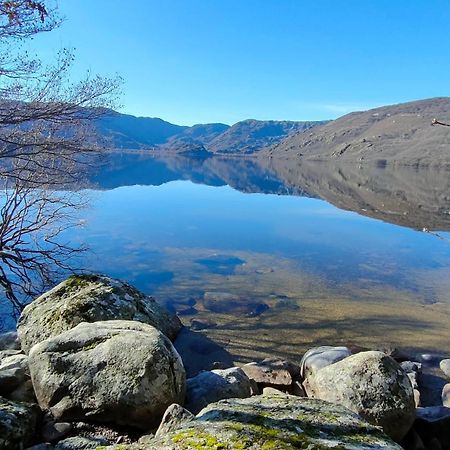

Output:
xmin=266 ymin=98 xmax=450 ymax=164
xmin=207 ymin=119 xmax=325 ymax=154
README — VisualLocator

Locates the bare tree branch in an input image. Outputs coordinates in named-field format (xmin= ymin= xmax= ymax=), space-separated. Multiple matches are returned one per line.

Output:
xmin=0 ymin=1 xmax=122 ymax=320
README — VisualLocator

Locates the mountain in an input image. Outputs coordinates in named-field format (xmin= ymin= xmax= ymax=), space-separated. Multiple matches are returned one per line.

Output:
xmin=206 ymin=120 xmax=325 ymax=154
xmin=265 ymin=98 xmax=450 ymax=165
xmin=95 ymin=111 xmax=188 ymax=149
xmin=94 ymin=111 xmax=323 ymax=154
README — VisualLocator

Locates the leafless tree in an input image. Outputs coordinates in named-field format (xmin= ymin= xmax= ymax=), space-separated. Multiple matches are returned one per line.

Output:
xmin=0 ymin=1 xmax=122 ymax=320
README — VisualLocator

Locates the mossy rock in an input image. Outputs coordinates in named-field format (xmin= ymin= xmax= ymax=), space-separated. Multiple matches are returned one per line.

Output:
xmin=104 ymin=395 xmax=402 ymax=449
xmin=18 ymin=274 xmax=182 ymax=353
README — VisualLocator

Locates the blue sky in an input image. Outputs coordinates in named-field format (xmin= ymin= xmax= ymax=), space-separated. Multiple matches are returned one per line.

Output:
xmin=31 ymin=0 xmax=450 ymax=125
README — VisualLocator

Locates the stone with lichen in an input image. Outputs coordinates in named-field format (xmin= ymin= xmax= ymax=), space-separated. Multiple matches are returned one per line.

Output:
xmin=303 ymin=351 xmax=415 ymax=442
xmin=101 ymin=394 xmax=402 ymax=449
xmin=17 ymin=274 xmax=182 ymax=353
xmin=28 ymin=320 xmax=186 ymax=430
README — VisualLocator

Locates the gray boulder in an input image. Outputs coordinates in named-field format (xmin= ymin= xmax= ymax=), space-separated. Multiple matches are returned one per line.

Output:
xmin=0 ymin=396 xmax=39 ymax=450
xmin=146 ymin=394 xmax=402 ymax=449
xmin=185 ymin=367 xmax=252 ymax=414
xmin=300 ymin=345 xmax=351 ymax=379
xmin=28 ymin=320 xmax=186 ymax=429
xmin=304 ymin=350 xmax=415 ymax=441
xmin=18 ymin=275 xmax=182 ymax=353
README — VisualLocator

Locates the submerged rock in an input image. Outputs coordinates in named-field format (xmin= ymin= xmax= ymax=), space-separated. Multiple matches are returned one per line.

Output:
xmin=28 ymin=320 xmax=186 ymax=430
xmin=304 ymin=350 xmax=415 ymax=441
xmin=185 ymin=367 xmax=252 ymax=414
xmin=0 ymin=396 xmax=39 ymax=450
xmin=145 ymin=395 xmax=402 ymax=449
xmin=18 ymin=274 xmax=182 ymax=353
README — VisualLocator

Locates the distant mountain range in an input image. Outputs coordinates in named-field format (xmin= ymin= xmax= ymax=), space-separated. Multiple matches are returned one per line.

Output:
xmin=95 ymin=111 xmax=326 ymax=155
xmin=265 ymin=97 xmax=450 ymax=165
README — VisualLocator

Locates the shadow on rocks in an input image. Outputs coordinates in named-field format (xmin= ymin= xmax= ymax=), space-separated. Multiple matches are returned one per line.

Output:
xmin=174 ymin=328 xmax=234 ymax=378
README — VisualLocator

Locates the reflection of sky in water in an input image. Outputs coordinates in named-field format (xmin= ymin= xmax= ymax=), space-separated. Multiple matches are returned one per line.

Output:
xmin=69 ymin=180 xmax=450 ymax=303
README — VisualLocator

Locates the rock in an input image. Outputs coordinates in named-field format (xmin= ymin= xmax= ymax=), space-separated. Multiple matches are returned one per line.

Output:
xmin=0 ymin=353 xmax=30 ymax=396
xmin=304 ymin=350 xmax=415 ymax=441
xmin=18 ymin=275 xmax=182 ymax=353
xmin=262 ymin=386 xmax=287 ymax=396
xmin=401 ymin=361 xmax=422 ymax=390
xmin=442 ymin=384 xmax=450 ymax=407
xmin=440 ymin=359 xmax=450 ymax=378
xmin=25 ymin=444 xmax=54 ymax=450
xmin=291 ymin=380 xmax=306 ymax=397
xmin=0 ymin=396 xmax=39 ymax=450
xmin=0 ymin=349 xmax=22 ymax=362
xmin=299 ymin=345 xmax=351 ymax=379
xmin=414 ymin=388 xmax=421 ymax=407
xmin=146 ymin=395 xmax=402 ymax=449
xmin=0 ymin=332 xmax=19 ymax=351
xmin=54 ymin=436 xmax=109 ymax=450
xmin=189 ymin=319 xmax=217 ymax=331
xmin=41 ymin=416 xmax=72 ymax=443
xmin=242 ymin=360 xmax=292 ymax=387
xmin=155 ymin=404 xmax=194 ymax=437
xmin=185 ymin=367 xmax=252 ymax=414
xmin=28 ymin=320 xmax=186 ymax=429
xmin=415 ymin=406 xmax=450 ymax=448
xmin=401 ymin=360 xmax=423 ymax=374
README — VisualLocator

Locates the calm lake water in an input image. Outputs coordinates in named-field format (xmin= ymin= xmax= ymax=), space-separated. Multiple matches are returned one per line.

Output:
xmin=4 ymin=154 xmax=450 ymax=369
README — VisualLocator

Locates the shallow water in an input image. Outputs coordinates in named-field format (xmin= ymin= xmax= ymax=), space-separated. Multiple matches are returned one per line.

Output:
xmin=64 ymin=155 xmax=450 ymax=366
xmin=3 ymin=154 xmax=450 ymax=366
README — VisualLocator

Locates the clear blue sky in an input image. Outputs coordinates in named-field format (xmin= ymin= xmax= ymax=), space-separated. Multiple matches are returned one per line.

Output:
xmin=31 ymin=0 xmax=450 ymax=125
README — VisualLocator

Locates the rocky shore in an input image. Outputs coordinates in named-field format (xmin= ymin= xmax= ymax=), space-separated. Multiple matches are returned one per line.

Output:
xmin=0 ymin=275 xmax=449 ymax=449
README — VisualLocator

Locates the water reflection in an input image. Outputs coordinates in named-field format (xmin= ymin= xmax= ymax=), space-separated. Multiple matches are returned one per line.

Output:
xmin=63 ymin=154 xmax=450 ymax=362
xmin=91 ymin=153 xmax=450 ymax=232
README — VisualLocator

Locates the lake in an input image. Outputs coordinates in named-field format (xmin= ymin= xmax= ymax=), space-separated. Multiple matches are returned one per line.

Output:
xmin=3 ymin=154 xmax=450 ymax=370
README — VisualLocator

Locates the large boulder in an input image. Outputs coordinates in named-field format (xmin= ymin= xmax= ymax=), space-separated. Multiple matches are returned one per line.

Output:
xmin=18 ymin=275 xmax=182 ymax=353
xmin=304 ymin=350 xmax=415 ymax=441
xmin=0 ymin=396 xmax=39 ymax=450
xmin=144 ymin=394 xmax=402 ymax=449
xmin=185 ymin=367 xmax=252 ymax=414
xmin=28 ymin=320 xmax=186 ymax=430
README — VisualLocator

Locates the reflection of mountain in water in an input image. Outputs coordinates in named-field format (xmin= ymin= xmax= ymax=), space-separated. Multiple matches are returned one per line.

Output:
xmin=90 ymin=153 xmax=450 ymax=232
